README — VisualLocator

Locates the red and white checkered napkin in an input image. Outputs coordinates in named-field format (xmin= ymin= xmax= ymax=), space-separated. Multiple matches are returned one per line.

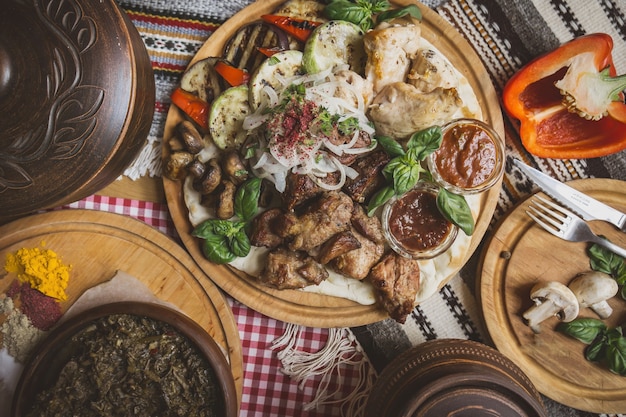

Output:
xmin=59 ymin=195 xmax=370 ymax=417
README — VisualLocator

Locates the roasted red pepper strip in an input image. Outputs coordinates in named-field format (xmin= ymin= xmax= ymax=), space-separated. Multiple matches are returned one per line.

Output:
xmin=170 ymin=87 xmax=210 ymax=129
xmin=503 ymin=33 xmax=626 ymax=159
xmin=261 ymin=14 xmax=321 ymax=43
xmin=257 ymin=46 xmax=284 ymax=58
xmin=214 ymin=61 xmax=250 ymax=87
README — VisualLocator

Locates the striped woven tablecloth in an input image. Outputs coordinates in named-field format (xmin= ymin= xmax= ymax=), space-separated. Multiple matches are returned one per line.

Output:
xmin=110 ymin=0 xmax=626 ymax=416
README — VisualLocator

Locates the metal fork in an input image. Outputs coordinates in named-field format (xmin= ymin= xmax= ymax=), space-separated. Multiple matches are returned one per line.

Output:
xmin=527 ymin=195 xmax=626 ymax=258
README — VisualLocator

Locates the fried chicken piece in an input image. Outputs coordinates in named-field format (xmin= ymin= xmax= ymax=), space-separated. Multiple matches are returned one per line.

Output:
xmin=258 ymin=247 xmax=328 ymax=290
xmin=274 ymin=191 xmax=354 ymax=252
xmin=368 ymin=82 xmax=462 ymax=139
xmin=249 ymin=208 xmax=284 ymax=249
xmin=364 ymin=18 xmax=422 ymax=93
xmin=317 ymin=230 xmax=362 ymax=265
xmin=408 ymin=48 xmax=459 ymax=93
xmin=369 ymin=251 xmax=421 ymax=323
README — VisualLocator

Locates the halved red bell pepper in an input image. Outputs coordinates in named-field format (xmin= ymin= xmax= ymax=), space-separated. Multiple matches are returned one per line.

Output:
xmin=503 ymin=33 xmax=626 ymax=159
xmin=170 ymin=87 xmax=210 ymax=130
xmin=261 ymin=14 xmax=321 ymax=43
xmin=214 ymin=61 xmax=250 ymax=87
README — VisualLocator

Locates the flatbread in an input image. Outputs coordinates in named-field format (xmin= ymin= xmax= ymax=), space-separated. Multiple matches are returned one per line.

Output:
xmin=182 ymin=25 xmax=482 ymax=307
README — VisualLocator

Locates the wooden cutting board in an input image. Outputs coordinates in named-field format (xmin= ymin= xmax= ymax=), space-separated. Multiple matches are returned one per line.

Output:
xmin=0 ymin=209 xmax=243 ymax=406
xmin=479 ymin=178 xmax=626 ymax=413
xmin=162 ymin=0 xmax=504 ymax=327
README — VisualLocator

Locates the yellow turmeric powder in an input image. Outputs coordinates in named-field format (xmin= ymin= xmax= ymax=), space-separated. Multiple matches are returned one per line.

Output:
xmin=4 ymin=244 xmax=71 ymax=301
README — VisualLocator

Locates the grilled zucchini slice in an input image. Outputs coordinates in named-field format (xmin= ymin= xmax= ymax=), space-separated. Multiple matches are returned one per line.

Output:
xmin=209 ymin=85 xmax=251 ymax=150
xmin=302 ymin=20 xmax=366 ymax=75
xmin=248 ymin=50 xmax=303 ymax=110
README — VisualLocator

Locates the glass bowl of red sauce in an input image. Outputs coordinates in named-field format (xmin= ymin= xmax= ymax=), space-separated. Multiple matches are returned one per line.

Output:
xmin=382 ymin=182 xmax=458 ymax=260
xmin=427 ymin=118 xmax=505 ymax=195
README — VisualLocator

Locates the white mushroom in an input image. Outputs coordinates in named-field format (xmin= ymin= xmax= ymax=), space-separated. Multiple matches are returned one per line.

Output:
xmin=568 ymin=271 xmax=618 ymax=319
xmin=522 ymin=281 xmax=579 ymax=333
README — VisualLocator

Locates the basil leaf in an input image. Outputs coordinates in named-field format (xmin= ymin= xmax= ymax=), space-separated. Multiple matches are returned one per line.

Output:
xmin=377 ymin=4 xmax=422 ymax=23
xmin=437 ymin=188 xmax=474 ymax=236
xmin=201 ymin=234 xmax=237 ymax=264
xmin=377 ymin=135 xmax=405 ymax=157
xmin=367 ymin=185 xmax=395 ymax=216
xmin=588 ymin=241 xmax=626 ymax=285
xmin=193 ymin=219 xmax=233 ymax=239
xmin=606 ymin=335 xmax=626 ymax=375
xmin=557 ymin=318 xmax=607 ymax=344
xmin=192 ymin=219 xmax=214 ymax=239
xmin=212 ymin=219 xmax=239 ymax=236
xmin=324 ymin=1 xmax=371 ymax=28
xmin=585 ymin=337 xmax=607 ymax=362
xmin=382 ymin=156 xmax=405 ymax=179
xmin=393 ymin=162 xmax=420 ymax=195
xmin=230 ymin=229 xmax=251 ymax=258
xmin=406 ymin=126 xmax=442 ymax=161
xmin=235 ymin=177 xmax=262 ymax=221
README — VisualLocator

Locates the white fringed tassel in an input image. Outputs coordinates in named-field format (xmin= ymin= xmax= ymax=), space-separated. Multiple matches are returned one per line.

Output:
xmin=271 ymin=323 xmax=376 ymax=417
xmin=123 ymin=139 xmax=163 ymax=180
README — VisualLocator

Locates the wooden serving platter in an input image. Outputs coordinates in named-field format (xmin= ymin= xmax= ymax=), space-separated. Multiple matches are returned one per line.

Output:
xmin=479 ymin=178 xmax=626 ymax=413
xmin=163 ymin=0 xmax=504 ymax=327
xmin=0 ymin=210 xmax=243 ymax=407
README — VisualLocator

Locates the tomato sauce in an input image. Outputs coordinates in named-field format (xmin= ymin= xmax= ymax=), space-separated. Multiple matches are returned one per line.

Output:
xmin=387 ymin=189 xmax=452 ymax=251
xmin=434 ymin=123 xmax=497 ymax=188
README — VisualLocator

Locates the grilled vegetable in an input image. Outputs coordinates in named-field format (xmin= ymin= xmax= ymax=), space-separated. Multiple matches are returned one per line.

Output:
xmin=215 ymin=60 xmax=250 ymax=86
xmin=503 ymin=33 xmax=626 ymax=159
xmin=248 ymin=50 xmax=304 ymax=110
xmin=180 ymin=57 xmax=225 ymax=104
xmin=302 ymin=20 xmax=366 ymax=74
xmin=170 ymin=87 xmax=210 ymax=129
xmin=176 ymin=120 xmax=205 ymax=154
xmin=223 ymin=21 xmax=290 ymax=71
xmin=208 ymin=85 xmax=251 ymax=149
xmin=261 ymin=14 xmax=322 ymax=42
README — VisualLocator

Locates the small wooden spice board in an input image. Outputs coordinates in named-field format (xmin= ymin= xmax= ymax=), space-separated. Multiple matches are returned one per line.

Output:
xmin=0 ymin=209 xmax=243 ymax=408
xmin=479 ymin=178 xmax=626 ymax=413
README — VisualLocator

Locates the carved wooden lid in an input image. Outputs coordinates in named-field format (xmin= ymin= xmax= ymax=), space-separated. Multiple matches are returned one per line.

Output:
xmin=0 ymin=0 xmax=154 ymax=222
xmin=365 ymin=339 xmax=549 ymax=417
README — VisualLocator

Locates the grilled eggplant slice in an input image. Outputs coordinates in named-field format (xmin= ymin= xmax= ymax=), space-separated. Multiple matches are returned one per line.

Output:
xmin=180 ymin=57 xmax=226 ymax=104
xmin=223 ymin=21 xmax=291 ymax=71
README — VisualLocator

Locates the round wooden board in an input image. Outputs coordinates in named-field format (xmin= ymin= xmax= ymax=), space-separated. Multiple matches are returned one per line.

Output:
xmin=163 ymin=0 xmax=504 ymax=327
xmin=479 ymin=178 xmax=626 ymax=413
xmin=0 ymin=210 xmax=243 ymax=408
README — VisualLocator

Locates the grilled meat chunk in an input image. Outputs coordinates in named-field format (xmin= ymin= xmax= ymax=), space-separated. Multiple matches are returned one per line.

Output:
xmin=351 ymin=204 xmax=386 ymax=244
xmin=249 ymin=208 xmax=284 ymax=249
xmin=317 ymin=230 xmax=362 ymax=265
xmin=343 ymin=151 xmax=390 ymax=204
xmin=369 ymin=251 xmax=421 ymax=323
xmin=282 ymin=173 xmax=324 ymax=211
xmin=258 ymin=247 xmax=328 ymax=290
xmin=274 ymin=191 xmax=354 ymax=252
xmin=331 ymin=227 xmax=384 ymax=280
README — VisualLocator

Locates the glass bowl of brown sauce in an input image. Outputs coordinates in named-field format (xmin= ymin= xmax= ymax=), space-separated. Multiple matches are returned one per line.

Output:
xmin=427 ymin=118 xmax=505 ymax=195
xmin=382 ymin=182 xmax=458 ymax=260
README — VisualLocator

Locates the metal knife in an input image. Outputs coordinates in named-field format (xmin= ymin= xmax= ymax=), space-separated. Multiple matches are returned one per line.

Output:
xmin=513 ymin=158 xmax=626 ymax=232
